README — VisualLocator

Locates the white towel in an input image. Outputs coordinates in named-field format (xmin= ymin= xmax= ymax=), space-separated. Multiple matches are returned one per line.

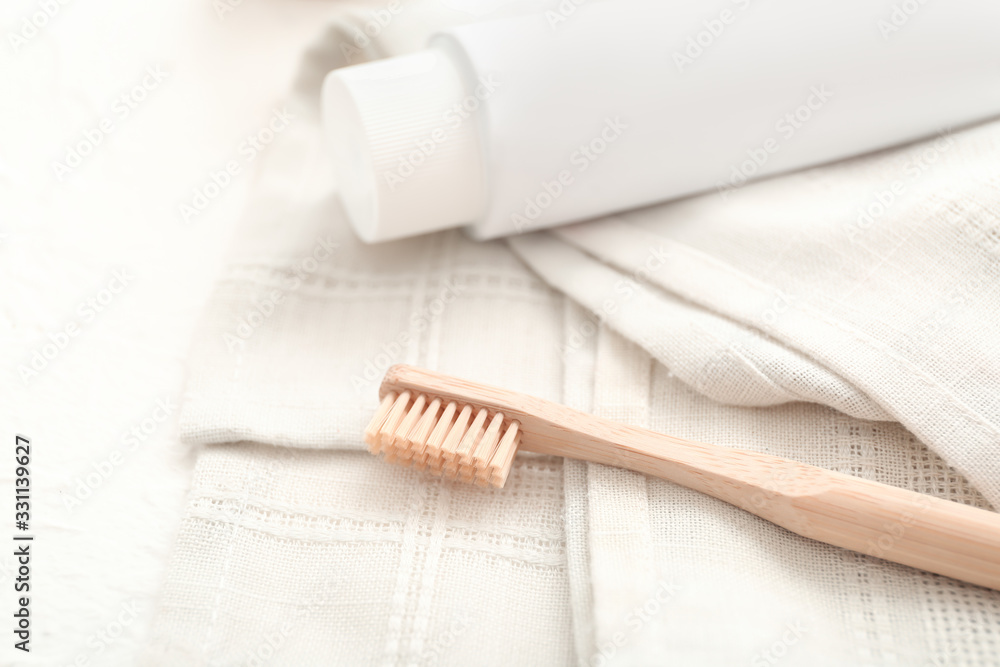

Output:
xmin=510 ymin=120 xmax=1000 ymax=508
xmin=148 ymin=4 xmax=1000 ymax=665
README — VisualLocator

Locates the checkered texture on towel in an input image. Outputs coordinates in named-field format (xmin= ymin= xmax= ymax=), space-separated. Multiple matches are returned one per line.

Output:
xmin=148 ymin=4 xmax=1000 ymax=665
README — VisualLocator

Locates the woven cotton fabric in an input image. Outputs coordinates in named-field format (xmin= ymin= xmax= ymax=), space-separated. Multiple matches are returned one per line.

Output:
xmin=149 ymin=4 xmax=1000 ymax=665
xmin=574 ymin=329 xmax=1000 ymax=666
xmin=510 ymin=119 xmax=1000 ymax=508
xmin=149 ymin=444 xmax=573 ymax=666
xmin=508 ymin=113 xmax=1000 ymax=665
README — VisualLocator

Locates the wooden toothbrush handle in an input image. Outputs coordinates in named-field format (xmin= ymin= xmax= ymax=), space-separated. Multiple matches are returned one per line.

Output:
xmin=547 ymin=423 xmax=1000 ymax=591
xmin=381 ymin=364 xmax=1000 ymax=590
xmin=771 ymin=469 xmax=1000 ymax=589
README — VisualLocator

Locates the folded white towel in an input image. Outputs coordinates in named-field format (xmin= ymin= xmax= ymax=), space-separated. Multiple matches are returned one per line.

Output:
xmin=511 ymin=119 xmax=1000 ymax=509
xmin=149 ymin=4 xmax=1000 ymax=665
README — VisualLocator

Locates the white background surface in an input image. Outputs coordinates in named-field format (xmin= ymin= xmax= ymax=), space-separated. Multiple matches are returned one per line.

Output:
xmin=1 ymin=1 xmax=335 ymax=663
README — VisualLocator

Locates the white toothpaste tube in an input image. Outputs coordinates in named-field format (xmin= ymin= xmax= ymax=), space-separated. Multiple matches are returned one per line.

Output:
xmin=322 ymin=0 xmax=1000 ymax=242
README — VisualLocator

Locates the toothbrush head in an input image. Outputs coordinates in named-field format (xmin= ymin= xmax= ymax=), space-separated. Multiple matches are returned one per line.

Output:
xmin=364 ymin=389 xmax=521 ymax=488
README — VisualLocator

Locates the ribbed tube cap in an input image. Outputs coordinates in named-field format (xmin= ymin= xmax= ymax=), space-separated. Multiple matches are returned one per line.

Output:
xmin=321 ymin=49 xmax=486 ymax=243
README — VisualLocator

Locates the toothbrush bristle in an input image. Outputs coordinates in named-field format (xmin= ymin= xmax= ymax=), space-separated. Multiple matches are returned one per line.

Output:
xmin=365 ymin=392 xmax=521 ymax=488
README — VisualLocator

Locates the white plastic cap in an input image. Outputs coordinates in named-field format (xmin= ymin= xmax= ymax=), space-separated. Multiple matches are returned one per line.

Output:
xmin=321 ymin=49 xmax=486 ymax=243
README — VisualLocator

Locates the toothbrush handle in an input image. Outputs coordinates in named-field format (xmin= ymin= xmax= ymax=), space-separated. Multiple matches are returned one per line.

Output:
xmin=763 ymin=468 xmax=1000 ymax=590
xmin=381 ymin=364 xmax=1000 ymax=590
xmin=547 ymin=422 xmax=1000 ymax=592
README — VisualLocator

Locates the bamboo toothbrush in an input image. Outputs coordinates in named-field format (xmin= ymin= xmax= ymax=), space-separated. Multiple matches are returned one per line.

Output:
xmin=365 ymin=364 xmax=1000 ymax=591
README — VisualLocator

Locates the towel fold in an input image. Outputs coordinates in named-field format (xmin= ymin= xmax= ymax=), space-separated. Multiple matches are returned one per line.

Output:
xmin=149 ymin=4 xmax=1000 ymax=665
